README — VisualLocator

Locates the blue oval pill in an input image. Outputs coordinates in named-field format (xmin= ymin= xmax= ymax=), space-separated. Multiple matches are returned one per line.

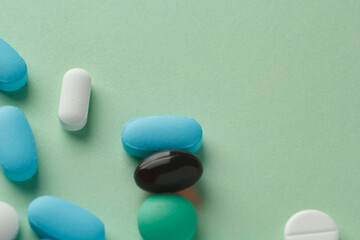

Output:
xmin=0 ymin=105 xmax=38 ymax=181
xmin=122 ymin=116 xmax=202 ymax=158
xmin=27 ymin=196 xmax=105 ymax=240
xmin=0 ymin=39 xmax=27 ymax=91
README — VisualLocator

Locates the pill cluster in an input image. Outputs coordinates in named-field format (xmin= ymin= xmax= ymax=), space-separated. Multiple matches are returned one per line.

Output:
xmin=0 ymin=38 xmax=341 ymax=240
xmin=0 ymin=38 xmax=105 ymax=239
xmin=122 ymin=116 xmax=203 ymax=239
xmin=0 ymin=106 xmax=106 ymax=240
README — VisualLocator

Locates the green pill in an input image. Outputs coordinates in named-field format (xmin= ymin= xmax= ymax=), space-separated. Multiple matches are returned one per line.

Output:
xmin=138 ymin=194 xmax=197 ymax=240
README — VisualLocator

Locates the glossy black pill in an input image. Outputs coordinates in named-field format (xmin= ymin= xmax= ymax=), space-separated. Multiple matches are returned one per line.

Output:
xmin=134 ymin=150 xmax=203 ymax=193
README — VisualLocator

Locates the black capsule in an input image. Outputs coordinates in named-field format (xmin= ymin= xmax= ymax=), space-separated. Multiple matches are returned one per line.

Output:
xmin=134 ymin=150 xmax=203 ymax=193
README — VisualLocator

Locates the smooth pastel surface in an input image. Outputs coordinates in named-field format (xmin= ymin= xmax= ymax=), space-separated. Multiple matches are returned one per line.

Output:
xmin=284 ymin=210 xmax=338 ymax=240
xmin=138 ymin=194 xmax=197 ymax=240
xmin=0 ymin=38 xmax=27 ymax=91
xmin=122 ymin=116 xmax=202 ymax=158
xmin=27 ymin=196 xmax=105 ymax=240
xmin=0 ymin=105 xmax=38 ymax=181
xmin=58 ymin=68 xmax=91 ymax=131
xmin=0 ymin=202 xmax=19 ymax=240
xmin=0 ymin=1 xmax=360 ymax=239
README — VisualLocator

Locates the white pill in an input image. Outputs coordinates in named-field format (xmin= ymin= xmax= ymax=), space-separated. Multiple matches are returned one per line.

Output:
xmin=58 ymin=68 xmax=91 ymax=131
xmin=0 ymin=202 xmax=19 ymax=240
xmin=284 ymin=210 xmax=339 ymax=240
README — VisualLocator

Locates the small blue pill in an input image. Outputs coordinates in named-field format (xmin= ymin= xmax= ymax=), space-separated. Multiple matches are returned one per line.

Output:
xmin=122 ymin=116 xmax=202 ymax=158
xmin=27 ymin=196 xmax=105 ymax=240
xmin=0 ymin=39 xmax=27 ymax=91
xmin=0 ymin=105 xmax=38 ymax=181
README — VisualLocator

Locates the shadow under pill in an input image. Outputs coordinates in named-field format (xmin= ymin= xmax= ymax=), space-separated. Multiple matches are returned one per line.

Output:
xmin=128 ymin=143 xmax=206 ymax=165
xmin=138 ymin=192 xmax=152 ymax=205
xmin=193 ymin=229 xmax=203 ymax=240
xmin=177 ymin=186 xmax=203 ymax=208
xmin=14 ymin=228 xmax=21 ymax=240
xmin=127 ymin=154 xmax=144 ymax=168
xmin=9 ymin=171 xmax=39 ymax=194
xmin=195 ymin=144 xmax=206 ymax=163
xmin=0 ymin=81 xmax=29 ymax=102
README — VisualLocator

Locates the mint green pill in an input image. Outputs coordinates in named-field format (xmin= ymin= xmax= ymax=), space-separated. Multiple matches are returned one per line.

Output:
xmin=138 ymin=194 xmax=197 ymax=240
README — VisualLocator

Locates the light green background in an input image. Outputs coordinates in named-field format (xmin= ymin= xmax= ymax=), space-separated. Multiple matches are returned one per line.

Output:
xmin=0 ymin=1 xmax=359 ymax=239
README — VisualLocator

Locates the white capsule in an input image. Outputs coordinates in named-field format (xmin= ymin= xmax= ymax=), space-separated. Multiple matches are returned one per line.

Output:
xmin=58 ymin=68 xmax=91 ymax=131
xmin=0 ymin=202 xmax=19 ymax=240
xmin=284 ymin=210 xmax=339 ymax=240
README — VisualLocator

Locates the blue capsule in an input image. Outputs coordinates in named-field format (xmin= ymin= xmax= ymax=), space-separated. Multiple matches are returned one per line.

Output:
xmin=122 ymin=116 xmax=202 ymax=158
xmin=28 ymin=196 xmax=105 ymax=240
xmin=0 ymin=106 xmax=38 ymax=182
xmin=0 ymin=39 xmax=27 ymax=91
